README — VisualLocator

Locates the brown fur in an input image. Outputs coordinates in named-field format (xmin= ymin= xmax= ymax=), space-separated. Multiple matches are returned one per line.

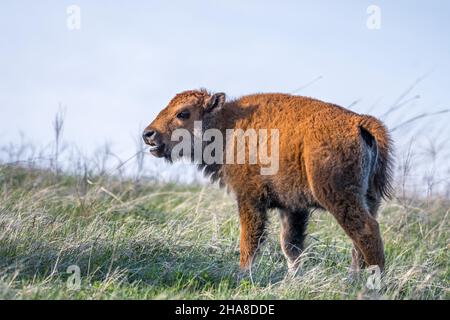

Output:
xmin=143 ymin=90 xmax=394 ymax=272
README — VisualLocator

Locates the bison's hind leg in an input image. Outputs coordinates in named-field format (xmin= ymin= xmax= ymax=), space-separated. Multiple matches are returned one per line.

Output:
xmin=306 ymin=150 xmax=385 ymax=271
xmin=351 ymin=187 xmax=383 ymax=271
xmin=279 ymin=208 xmax=310 ymax=273
xmin=320 ymin=189 xmax=385 ymax=271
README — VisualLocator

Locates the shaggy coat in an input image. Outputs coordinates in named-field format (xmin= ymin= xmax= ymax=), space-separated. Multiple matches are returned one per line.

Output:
xmin=143 ymin=90 xmax=393 ymax=272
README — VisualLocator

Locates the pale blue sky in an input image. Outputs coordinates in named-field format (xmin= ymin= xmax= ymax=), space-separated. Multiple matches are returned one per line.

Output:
xmin=0 ymin=0 xmax=449 ymax=170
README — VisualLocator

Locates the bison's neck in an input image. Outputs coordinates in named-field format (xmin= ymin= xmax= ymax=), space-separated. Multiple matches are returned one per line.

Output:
xmin=199 ymin=101 xmax=253 ymax=187
xmin=204 ymin=101 xmax=254 ymax=133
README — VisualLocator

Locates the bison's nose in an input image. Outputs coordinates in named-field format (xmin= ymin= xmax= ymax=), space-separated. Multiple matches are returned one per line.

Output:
xmin=142 ymin=130 xmax=156 ymax=144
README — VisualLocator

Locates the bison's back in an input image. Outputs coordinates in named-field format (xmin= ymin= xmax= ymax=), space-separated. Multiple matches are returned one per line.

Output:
xmin=236 ymin=93 xmax=358 ymax=132
xmin=235 ymin=93 xmax=368 ymax=167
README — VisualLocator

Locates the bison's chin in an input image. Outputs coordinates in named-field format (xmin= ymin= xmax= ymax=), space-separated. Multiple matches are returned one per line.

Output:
xmin=150 ymin=145 xmax=196 ymax=164
xmin=149 ymin=144 xmax=167 ymax=158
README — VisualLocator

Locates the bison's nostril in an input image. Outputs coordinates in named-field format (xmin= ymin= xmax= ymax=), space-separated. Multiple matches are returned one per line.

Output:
xmin=142 ymin=130 xmax=155 ymax=143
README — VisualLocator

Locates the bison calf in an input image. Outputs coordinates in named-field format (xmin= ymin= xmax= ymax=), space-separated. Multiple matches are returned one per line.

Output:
xmin=143 ymin=89 xmax=393 ymax=273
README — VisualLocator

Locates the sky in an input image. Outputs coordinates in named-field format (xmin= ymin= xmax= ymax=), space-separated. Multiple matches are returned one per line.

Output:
xmin=0 ymin=0 xmax=449 ymax=185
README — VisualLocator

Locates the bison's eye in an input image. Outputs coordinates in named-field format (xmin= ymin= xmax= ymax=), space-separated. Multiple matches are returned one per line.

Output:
xmin=176 ymin=110 xmax=190 ymax=120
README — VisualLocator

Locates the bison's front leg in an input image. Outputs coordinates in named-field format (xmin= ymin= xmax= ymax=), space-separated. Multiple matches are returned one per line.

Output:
xmin=280 ymin=208 xmax=310 ymax=273
xmin=238 ymin=200 xmax=267 ymax=270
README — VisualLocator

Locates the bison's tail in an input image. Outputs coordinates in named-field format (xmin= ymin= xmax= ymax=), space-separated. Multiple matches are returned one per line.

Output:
xmin=359 ymin=116 xmax=394 ymax=200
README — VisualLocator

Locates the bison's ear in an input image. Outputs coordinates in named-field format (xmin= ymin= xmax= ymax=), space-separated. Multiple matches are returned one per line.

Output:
xmin=204 ymin=93 xmax=226 ymax=114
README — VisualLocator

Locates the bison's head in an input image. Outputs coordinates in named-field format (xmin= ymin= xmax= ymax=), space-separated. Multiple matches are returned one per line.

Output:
xmin=143 ymin=89 xmax=225 ymax=160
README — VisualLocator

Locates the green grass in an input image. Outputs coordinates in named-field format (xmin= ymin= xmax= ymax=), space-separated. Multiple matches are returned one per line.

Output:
xmin=0 ymin=165 xmax=448 ymax=300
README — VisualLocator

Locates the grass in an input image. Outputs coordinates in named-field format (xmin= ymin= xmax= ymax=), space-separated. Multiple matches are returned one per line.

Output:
xmin=0 ymin=164 xmax=448 ymax=300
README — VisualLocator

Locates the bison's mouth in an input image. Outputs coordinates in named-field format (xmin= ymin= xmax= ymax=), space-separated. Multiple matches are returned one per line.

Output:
xmin=149 ymin=144 xmax=166 ymax=158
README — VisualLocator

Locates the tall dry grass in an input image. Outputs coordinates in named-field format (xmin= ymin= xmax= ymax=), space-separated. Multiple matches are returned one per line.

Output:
xmin=0 ymin=84 xmax=449 ymax=299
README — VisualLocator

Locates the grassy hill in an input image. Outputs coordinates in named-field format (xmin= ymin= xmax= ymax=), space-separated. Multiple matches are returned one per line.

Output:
xmin=0 ymin=165 xmax=448 ymax=299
